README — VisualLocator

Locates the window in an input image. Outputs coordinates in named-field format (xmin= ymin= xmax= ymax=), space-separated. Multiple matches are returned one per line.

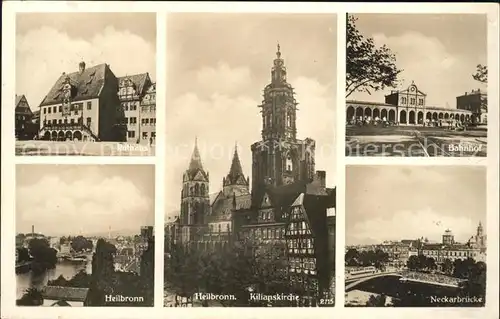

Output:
xmin=48 ymin=108 xmax=52 ymax=114
xmin=58 ymin=119 xmax=62 ymax=124
xmin=142 ymin=132 xmax=148 ymax=139
xmin=145 ymin=119 xmax=149 ymax=125
xmin=410 ymin=98 xmax=416 ymax=105
xmin=130 ymin=117 xmax=137 ymax=124
xmin=64 ymin=118 xmax=68 ymax=124
xmin=43 ymin=108 xmax=47 ymax=114
xmin=59 ymin=106 xmax=62 ymax=112
xmin=418 ymin=99 xmax=424 ymax=106
xmin=128 ymin=131 xmax=135 ymax=138
xmin=401 ymin=97 xmax=407 ymax=104
xmin=151 ymin=132 xmax=156 ymax=139
xmin=70 ymin=119 xmax=75 ymax=124
xmin=87 ymin=102 xmax=91 ymax=110
xmin=86 ymin=117 xmax=91 ymax=126
xmin=286 ymin=155 xmax=293 ymax=172
xmin=53 ymin=106 xmax=56 ymax=113
xmin=52 ymin=119 xmax=57 ymax=124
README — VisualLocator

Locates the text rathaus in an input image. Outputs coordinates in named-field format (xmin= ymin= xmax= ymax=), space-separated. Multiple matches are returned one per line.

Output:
xmin=168 ymin=45 xmax=336 ymax=306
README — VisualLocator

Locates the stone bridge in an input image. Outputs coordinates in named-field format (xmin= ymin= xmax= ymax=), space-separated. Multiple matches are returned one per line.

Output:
xmin=345 ymin=271 xmax=464 ymax=292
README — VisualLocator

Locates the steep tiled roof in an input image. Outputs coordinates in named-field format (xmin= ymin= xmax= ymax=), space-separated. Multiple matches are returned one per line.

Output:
xmin=40 ymin=63 xmax=112 ymax=107
xmin=15 ymin=94 xmax=23 ymax=106
xmin=42 ymin=286 xmax=89 ymax=302
xmin=209 ymin=194 xmax=252 ymax=222
xmin=117 ymin=73 xmax=150 ymax=96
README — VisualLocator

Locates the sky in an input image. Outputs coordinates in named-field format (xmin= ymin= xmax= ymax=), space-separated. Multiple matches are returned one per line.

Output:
xmin=165 ymin=13 xmax=337 ymax=218
xmin=347 ymin=14 xmax=487 ymax=109
xmin=16 ymin=13 xmax=156 ymax=110
xmin=346 ymin=166 xmax=486 ymax=246
xmin=16 ymin=165 xmax=155 ymax=236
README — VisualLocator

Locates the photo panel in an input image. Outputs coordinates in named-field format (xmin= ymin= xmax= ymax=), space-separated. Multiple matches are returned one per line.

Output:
xmin=345 ymin=165 xmax=487 ymax=307
xmin=164 ymin=13 xmax=337 ymax=307
xmin=15 ymin=13 xmax=157 ymax=156
xmin=15 ymin=164 xmax=155 ymax=307
xmin=345 ymin=14 xmax=488 ymax=157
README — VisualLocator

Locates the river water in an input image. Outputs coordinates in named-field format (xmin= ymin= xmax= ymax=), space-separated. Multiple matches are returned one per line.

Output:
xmin=16 ymin=260 xmax=92 ymax=299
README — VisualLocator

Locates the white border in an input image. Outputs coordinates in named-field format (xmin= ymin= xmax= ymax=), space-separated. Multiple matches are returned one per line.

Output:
xmin=1 ymin=2 xmax=499 ymax=319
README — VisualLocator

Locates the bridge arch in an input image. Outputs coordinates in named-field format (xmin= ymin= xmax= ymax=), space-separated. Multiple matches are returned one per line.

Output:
xmin=345 ymin=273 xmax=403 ymax=292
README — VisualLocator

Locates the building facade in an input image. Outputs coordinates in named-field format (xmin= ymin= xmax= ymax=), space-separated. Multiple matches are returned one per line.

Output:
xmin=168 ymin=45 xmax=336 ymax=306
xmin=36 ymin=62 xmax=155 ymax=143
xmin=420 ymin=223 xmax=487 ymax=264
xmin=346 ymin=81 xmax=485 ymax=126
xmin=15 ymin=94 xmax=37 ymax=140
xmin=456 ymin=89 xmax=487 ymax=124
xmin=39 ymin=62 xmax=126 ymax=142
xmin=117 ymin=74 xmax=156 ymax=144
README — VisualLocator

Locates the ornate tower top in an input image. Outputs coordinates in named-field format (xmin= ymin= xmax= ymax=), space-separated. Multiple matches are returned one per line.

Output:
xmin=276 ymin=42 xmax=281 ymax=58
xmin=188 ymin=137 xmax=204 ymax=172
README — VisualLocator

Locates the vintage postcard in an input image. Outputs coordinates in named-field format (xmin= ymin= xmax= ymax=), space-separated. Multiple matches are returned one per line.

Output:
xmin=15 ymin=13 xmax=157 ymax=156
xmin=15 ymin=165 xmax=155 ymax=307
xmin=345 ymin=14 xmax=488 ymax=157
xmin=345 ymin=166 xmax=487 ymax=307
xmin=164 ymin=13 xmax=337 ymax=307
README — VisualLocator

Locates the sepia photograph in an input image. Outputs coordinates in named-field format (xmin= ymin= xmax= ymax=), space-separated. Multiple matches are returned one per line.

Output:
xmin=345 ymin=165 xmax=487 ymax=307
xmin=15 ymin=13 xmax=156 ymax=156
xmin=345 ymin=14 xmax=488 ymax=157
xmin=164 ymin=13 xmax=337 ymax=307
xmin=15 ymin=165 xmax=155 ymax=307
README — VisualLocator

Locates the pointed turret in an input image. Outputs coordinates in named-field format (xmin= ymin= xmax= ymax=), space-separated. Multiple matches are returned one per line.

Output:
xmin=222 ymin=142 xmax=249 ymax=196
xmin=188 ymin=137 xmax=204 ymax=172
xmin=228 ymin=143 xmax=244 ymax=179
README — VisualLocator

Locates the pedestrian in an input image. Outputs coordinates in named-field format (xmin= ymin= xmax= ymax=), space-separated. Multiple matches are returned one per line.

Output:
xmin=149 ymin=137 xmax=153 ymax=146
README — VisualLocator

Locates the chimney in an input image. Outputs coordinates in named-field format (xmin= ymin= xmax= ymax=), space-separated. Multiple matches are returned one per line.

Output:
xmin=79 ymin=61 xmax=86 ymax=74
xmin=314 ymin=170 xmax=326 ymax=189
xmin=31 ymin=225 xmax=34 ymax=236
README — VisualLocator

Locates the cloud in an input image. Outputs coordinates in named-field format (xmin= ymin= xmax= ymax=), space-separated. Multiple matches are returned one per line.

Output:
xmin=351 ymin=31 xmax=484 ymax=108
xmin=348 ymin=208 xmax=476 ymax=246
xmin=16 ymin=26 xmax=156 ymax=110
xmin=165 ymin=64 xmax=335 ymax=216
xmin=17 ymin=172 xmax=153 ymax=236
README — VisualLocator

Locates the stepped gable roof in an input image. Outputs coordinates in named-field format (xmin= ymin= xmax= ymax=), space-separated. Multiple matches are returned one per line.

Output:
xmin=40 ymin=63 xmax=113 ymax=107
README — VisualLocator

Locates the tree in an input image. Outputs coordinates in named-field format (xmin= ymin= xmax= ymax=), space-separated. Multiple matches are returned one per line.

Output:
xmin=472 ymin=64 xmax=487 ymax=84
xmin=16 ymin=247 xmax=31 ymax=263
xmin=442 ymin=258 xmax=453 ymax=275
xmin=406 ymin=255 xmax=419 ymax=271
xmin=345 ymin=248 xmax=360 ymax=266
xmin=366 ymin=294 xmax=386 ymax=307
xmin=71 ymin=236 xmax=93 ymax=252
xmin=28 ymin=238 xmax=57 ymax=273
xmin=346 ymin=14 xmax=402 ymax=98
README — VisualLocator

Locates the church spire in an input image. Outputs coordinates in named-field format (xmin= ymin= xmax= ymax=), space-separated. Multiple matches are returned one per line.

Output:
xmin=188 ymin=137 xmax=204 ymax=172
xmin=276 ymin=42 xmax=281 ymax=58
xmin=228 ymin=143 xmax=244 ymax=178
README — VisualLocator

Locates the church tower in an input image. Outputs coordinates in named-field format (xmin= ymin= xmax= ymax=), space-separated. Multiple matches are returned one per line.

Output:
xmin=476 ymin=221 xmax=485 ymax=249
xmin=180 ymin=138 xmax=210 ymax=232
xmin=222 ymin=143 xmax=250 ymax=197
xmin=251 ymin=44 xmax=316 ymax=191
